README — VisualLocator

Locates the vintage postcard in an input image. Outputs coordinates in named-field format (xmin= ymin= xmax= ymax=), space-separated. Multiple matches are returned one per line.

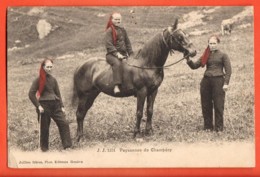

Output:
xmin=3 ymin=2 xmax=258 ymax=176
xmin=7 ymin=6 xmax=255 ymax=168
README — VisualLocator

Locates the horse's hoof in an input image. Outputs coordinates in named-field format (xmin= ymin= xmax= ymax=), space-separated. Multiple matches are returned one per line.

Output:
xmin=76 ymin=135 xmax=82 ymax=142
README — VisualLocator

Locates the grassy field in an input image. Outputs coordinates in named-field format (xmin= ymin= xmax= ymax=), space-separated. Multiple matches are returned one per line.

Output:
xmin=7 ymin=7 xmax=254 ymax=151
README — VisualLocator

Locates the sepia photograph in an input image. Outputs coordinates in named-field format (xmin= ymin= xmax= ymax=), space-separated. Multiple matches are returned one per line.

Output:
xmin=7 ymin=6 xmax=254 ymax=169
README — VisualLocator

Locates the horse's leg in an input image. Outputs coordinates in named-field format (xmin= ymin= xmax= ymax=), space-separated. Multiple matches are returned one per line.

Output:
xmin=145 ymin=89 xmax=158 ymax=135
xmin=76 ymin=90 xmax=100 ymax=142
xmin=134 ymin=87 xmax=147 ymax=138
xmin=76 ymin=97 xmax=87 ymax=142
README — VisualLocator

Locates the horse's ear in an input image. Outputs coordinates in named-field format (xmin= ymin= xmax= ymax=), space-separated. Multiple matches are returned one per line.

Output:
xmin=172 ymin=18 xmax=179 ymax=30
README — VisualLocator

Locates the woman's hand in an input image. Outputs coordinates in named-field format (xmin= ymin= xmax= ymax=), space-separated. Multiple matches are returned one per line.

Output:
xmin=223 ymin=84 xmax=229 ymax=92
xmin=117 ymin=53 xmax=126 ymax=60
xmin=38 ymin=105 xmax=44 ymax=113
xmin=61 ymin=107 xmax=66 ymax=113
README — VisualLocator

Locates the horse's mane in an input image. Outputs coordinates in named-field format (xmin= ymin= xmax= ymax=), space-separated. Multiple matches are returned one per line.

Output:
xmin=134 ymin=32 xmax=169 ymax=66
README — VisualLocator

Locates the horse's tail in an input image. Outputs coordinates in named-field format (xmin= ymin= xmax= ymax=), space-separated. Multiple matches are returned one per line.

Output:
xmin=71 ymin=67 xmax=79 ymax=107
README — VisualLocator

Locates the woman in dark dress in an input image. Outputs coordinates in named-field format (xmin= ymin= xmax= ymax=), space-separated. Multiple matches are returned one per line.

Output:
xmin=29 ymin=59 xmax=72 ymax=151
xmin=186 ymin=36 xmax=232 ymax=132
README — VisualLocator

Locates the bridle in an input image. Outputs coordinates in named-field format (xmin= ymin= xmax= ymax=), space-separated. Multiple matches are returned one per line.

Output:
xmin=162 ymin=28 xmax=179 ymax=52
xmin=162 ymin=28 xmax=192 ymax=54
xmin=126 ymin=28 xmax=191 ymax=69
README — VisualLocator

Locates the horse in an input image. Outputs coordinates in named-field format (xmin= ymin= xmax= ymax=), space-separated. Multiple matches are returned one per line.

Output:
xmin=72 ymin=19 xmax=197 ymax=142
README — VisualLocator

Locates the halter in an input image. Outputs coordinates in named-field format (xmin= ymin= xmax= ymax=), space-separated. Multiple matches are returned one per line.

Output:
xmin=125 ymin=28 xmax=191 ymax=69
xmin=162 ymin=28 xmax=180 ymax=48
xmin=162 ymin=28 xmax=177 ymax=55
xmin=162 ymin=28 xmax=192 ymax=53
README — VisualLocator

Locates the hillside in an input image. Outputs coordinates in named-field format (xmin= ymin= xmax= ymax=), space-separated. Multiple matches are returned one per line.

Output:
xmin=7 ymin=6 xmax=252 ymax=61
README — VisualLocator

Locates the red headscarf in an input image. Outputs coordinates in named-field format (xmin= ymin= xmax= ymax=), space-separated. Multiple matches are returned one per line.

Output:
xmin=200 ymin=35 xmax=220 ymax=67
xmin=106 ymin=12 xmax=120 ymax=46
xmin=37 ymin=59 xmax=53 ymax=98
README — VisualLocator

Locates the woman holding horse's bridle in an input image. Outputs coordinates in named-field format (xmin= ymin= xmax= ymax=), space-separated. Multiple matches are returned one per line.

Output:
xmin=105 ymin=12 xmax=134 ymax=94
xmin=185 ymin=36 xmax=232 ymax=132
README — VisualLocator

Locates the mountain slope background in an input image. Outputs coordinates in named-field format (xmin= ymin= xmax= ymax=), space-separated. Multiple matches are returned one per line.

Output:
xmin=7 ymin=6 xmax=252 ymax=61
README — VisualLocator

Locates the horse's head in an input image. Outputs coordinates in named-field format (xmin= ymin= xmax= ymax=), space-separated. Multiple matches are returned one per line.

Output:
xmin=163 ymin=19 xmax=197 ymax=58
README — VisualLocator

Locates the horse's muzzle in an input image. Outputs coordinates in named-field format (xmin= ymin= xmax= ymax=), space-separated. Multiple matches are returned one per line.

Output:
xmin=184 ymin=49 xmax=197 ymax=58
xmin=189 ymin=50 xmax=197 ymax=57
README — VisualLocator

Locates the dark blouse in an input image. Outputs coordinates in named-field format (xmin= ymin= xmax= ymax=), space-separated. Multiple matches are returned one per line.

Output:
xmin=105 ymin=26 xmax=134 ymax=57
xmin=187 ymin=50 xmax=232 ymax=84
xmin=28 ymin=74 xmax=64 ymax=108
